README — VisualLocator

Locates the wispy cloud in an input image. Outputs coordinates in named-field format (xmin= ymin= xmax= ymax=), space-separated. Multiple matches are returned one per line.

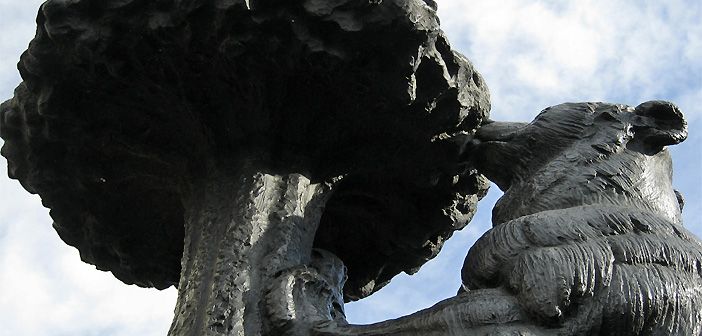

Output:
xmin=0 ymin=162 xmax=177 ymax=336
xmin=0 ymin=0 xmax=42 ymax=99
xmin=439 ymin=0 xmax=702 ymax=119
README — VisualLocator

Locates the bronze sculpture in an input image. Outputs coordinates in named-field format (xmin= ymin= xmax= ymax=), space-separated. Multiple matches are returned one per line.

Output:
xmin=1 ymin=1 xmax=700 ymax=335
xmin=308 ymin=101 xmax=702 ymax=335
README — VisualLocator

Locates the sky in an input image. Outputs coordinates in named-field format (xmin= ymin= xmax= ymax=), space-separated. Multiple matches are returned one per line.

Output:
xmin=0 ymin=1 xmax=700 ymax=335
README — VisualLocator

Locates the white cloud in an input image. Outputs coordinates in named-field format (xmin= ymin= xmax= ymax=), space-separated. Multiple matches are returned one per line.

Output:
xmin=0 ymin=161 xmax=177 ymax=336
xmin=439 ymin=0 xmax=702 ymax=120
xmin=0 ymin=0 xmax=42 ymax=99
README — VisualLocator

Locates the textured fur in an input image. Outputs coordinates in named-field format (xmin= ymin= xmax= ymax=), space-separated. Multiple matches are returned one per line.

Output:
xmin=462 ymin=101 xmax=702 ymax=335
xmin=305 ymin=102 xmax=702 ymax=336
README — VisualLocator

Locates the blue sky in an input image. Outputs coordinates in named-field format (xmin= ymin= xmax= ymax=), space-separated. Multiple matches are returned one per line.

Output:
xmin=0 ymin=1 xmax=700 ymax=335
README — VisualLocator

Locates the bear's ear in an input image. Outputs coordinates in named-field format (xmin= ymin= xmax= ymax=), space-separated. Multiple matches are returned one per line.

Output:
xmin=633 ymin=100 xmax=687 ymax=148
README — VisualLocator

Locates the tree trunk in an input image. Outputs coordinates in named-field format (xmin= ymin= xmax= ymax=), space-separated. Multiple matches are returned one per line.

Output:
xmin=168 ymin=159 xmax=338 ymax=336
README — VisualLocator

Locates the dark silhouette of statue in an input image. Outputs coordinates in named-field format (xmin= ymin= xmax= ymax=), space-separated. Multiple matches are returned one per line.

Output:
xmin=314 ymin=101 xmax=702 ymax=335
xmin=2 ymin=0 xmax=700 ymax=334
xmin=0 ymin=1 xmax=489 ymax=334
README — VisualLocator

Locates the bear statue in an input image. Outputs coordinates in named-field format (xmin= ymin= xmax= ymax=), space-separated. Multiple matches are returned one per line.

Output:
xmin=459 ymin=100 xmax=702 ymax=335
xmin=270 ymin=101 xmax=702 ymax=335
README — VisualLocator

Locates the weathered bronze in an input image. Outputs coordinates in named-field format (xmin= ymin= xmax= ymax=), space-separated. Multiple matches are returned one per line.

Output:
xmin=2 ymin=0 xmax=700 ymax=335
xmin=0 ymin=1 xmax=489 ymax=334
xmin=312 ymin=101 xmax=702 ymax=335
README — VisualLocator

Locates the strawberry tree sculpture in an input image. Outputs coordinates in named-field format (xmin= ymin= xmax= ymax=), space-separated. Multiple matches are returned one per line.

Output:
xmin=0 ymin=1 xmax=490 ymax=335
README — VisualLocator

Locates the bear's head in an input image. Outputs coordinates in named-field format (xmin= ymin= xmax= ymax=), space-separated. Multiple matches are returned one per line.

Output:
xmin=472 ymin=101 xmax=687 ymax=226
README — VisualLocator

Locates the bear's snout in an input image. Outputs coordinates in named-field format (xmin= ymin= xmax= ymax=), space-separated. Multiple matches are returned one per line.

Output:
xmin=472 ymin=121 xmax=528 ymax=191
xmin=475 ymin=120 xmax=527 ymax=143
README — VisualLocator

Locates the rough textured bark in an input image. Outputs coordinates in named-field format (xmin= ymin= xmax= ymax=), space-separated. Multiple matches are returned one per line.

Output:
xmin=168 ymin=160 xmax=337 ymax=335
xmin=0 ymin=0 xmax=490 ymax=303
xmin=0 ymin=0 xmax=495 ymax=334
